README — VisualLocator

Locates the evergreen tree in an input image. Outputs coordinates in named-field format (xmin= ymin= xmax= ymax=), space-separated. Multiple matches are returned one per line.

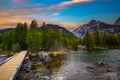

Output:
xmin=84 ymin=30 xmax=91 ymax=49
xmin=30 ymin=20 xmax=38 ymax=29
xmin=93 ymin=28 xmax=100 ymax=47
xmin=12 ymin=43 xmax=21 ymax=52
xmin=0 ymin=32 xmax=12 ymax=50
xmin=26 ymin=21 xmax=42 ymax=52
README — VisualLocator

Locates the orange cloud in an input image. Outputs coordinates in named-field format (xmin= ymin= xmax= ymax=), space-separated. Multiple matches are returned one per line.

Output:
xmin=0 ymin=3 xmax=66 ymax=29
xmin=0 ymin=0 xmax=92 ymax=29
xmin=59 ymin=22 xmax=81 ymax=29
xmin=12 ymin=0 xmax=31 ymax=3
xmin=0 ymin=16 xmax=31 ymax=29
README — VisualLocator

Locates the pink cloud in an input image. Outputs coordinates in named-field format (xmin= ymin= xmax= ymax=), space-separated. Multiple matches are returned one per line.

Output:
xmin=12 ymin=0 xmax=31 ymax=3
xmin=0 ymin=0 xmax=92 ymax=29
xmin=58 ymin=0 xmax=92 ymax=7
xmin=49 ymin=0 xmax=92 ymax=10
xmin=12 ymin=0 xmax=24 ymax=3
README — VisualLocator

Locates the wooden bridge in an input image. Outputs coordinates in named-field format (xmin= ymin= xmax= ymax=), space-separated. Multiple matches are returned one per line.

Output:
xmin=0 ymin=51 xmax=27 ymax=80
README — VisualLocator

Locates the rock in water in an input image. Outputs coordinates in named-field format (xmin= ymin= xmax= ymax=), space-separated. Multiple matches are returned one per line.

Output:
xmin=39 ymin=51 xmax=52 ymax=62
xmin=94 ymin=72 xmax=119 ymax=80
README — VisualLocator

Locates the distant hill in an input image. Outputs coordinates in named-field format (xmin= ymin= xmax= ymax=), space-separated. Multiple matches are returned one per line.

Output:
xmin=40 ymin=24 xmax=74 ymax=35
xmin=0 ymin=28 xmax=13 ymax=33
xmin=72 ymin=18 xmax=120 ymax=38
xmin=0 ymin=24 xmax=74 ymax=36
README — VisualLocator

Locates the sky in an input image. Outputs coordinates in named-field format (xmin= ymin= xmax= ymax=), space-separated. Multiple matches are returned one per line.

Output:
xmin=0 ymin=0 xmax=120 ymax=29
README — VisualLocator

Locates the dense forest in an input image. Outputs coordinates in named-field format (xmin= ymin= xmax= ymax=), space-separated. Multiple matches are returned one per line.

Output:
xmin=82 ymin=29 xmax=120 ymax=49
xmin=0 ymin=20 xmax=79 ymax=52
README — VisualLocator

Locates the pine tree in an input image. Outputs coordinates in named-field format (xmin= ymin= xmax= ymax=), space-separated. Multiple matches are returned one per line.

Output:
xmin=85 ymin=30 xmax=91 ymax=49
xmin=26 ymin=21 xmax=42 ymax=52
xmin=30 ymin=20 xmax=38 ymax=29
xmin=93 ymin=28 xmax=100 ymax=47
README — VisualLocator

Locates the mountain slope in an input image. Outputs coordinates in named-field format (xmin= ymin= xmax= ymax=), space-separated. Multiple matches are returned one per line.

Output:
xmin=114 ymin=17 xmax=120 ymax=25
xmin=72 ymin=18 xmax=120 ymax=38
xmin=44 ymin=24 xmax=74 ymax=35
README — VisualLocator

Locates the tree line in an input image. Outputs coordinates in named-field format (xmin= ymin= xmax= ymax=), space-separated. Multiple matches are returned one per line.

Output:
xmin=81 ymin=29 xmax=120 ymax=49
xmin=0 ymin=20 xmax=79 ymax=52
xmin=0 ymin=20 xmax=119 ymax=52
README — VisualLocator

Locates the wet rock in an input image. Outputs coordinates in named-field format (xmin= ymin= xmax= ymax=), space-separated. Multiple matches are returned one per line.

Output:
xmin=94 ymin=72 xmax=119 ymax=80
xmin=43 ymin=68 xmax=51 ymax=74
xmin=106 ymin=69 xmax=111 ymax=72
xmin=38 ymin=76 xmax=50 ymax=80
xmin=30 ymin=53 xmax=37 ymax=57
xmin=87 ymin=66 xmax=94 ymax=70
xmin=104 ymin=72 xmax=119 ymax=80
xmin=16 ymin=73 xmax=23 ymax=80
xmin=100 ymin=63 xmax=104 ymax=66
xmin=32 ymin=61 xmax=42 ymax=66
xmin=24 ymin=73 xmax=36 ymax=80
xmin=21 ymin=68 xmax=30 ymax=73
xmin=94 ymin=75 xmax=107 ymax=80
xmin=39 ymin=51 xmax=52 ymax=62
xmin=117 ymin=66 xmax=120 ymax=72
xmin=94 ymin=62 xmax=105 ymax=67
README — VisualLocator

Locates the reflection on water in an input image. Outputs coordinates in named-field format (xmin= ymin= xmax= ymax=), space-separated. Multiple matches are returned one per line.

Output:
xmin=78 ymin=49 xmax=120 ymax=65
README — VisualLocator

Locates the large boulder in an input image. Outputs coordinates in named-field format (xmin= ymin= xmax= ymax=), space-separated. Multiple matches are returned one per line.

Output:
xmin=39 ymin=51 xmax=52 ymax=62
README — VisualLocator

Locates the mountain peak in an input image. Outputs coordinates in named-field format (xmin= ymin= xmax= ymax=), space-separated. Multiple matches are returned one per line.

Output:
xmin=88 ymin=20 xmax=105 ymax=25
xmin=114 ymin=17 xmax=120 ymax=25
xmin=72 ymin=18 xmax=120 ymax=38
xmin=89 ymin=20 xmax=97 ymax=24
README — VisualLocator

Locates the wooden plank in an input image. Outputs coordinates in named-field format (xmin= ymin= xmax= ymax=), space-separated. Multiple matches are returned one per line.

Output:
xmin=0 ymin=51 xmax=27 ymax=80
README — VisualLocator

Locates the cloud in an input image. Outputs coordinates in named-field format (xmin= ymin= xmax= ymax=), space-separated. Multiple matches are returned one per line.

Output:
xmin=12 ymin=0 xmax=32 ymax=3
xmin=0 ymin=0 xmax=92 ymax=29
xmin=58 ymin=0 xmax=92 ymax=7
xmin=12 ymin=0 xmax=24 ymax=3
xmin=49 ymin=0 xmax=92 ymax=10
xmin=0 ymin=4 xmax=44 ymax=17
xmin=0 ymin=3 xmax=67 ymax=29
xmin=51 ymin=13 xmax=60 ymax=16
xmin=59 ymin=22 xmax=81 ymax=28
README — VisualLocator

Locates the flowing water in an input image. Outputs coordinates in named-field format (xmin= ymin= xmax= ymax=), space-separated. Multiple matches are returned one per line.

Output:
xmin=19 ymin=49 xmax=120 ymax=80
xmin=50 ymin=49 xmax=120 ymax=80
xmin=0 ymin=55 xmax=8 ymax=63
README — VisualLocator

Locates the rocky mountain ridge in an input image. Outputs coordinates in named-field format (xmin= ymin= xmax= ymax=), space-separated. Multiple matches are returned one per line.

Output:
xmin=72 ymin=18 xmax=120 ymax=38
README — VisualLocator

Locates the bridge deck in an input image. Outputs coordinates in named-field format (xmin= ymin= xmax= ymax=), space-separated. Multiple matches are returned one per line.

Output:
xmin=0 ymin=51 xmax=27 ymax=80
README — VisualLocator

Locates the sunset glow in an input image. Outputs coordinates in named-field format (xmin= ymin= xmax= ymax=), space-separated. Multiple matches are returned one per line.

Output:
xmin=0 ymin=0 xmax=120 ymax=29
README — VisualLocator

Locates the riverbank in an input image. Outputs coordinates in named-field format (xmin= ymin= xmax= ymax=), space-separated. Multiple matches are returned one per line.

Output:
xmin=84 ymin=46 xmax=120 ymax=50
xmin=16 ymin=51 xmax=65 ymax=80
xmin=0 ymin=51 xmax=15 ymax=57
xmin=16 ymin=49 xmax=120 ymax=80
xmin=0 ymin=51 xmax=15 ymax=64
xmin=47 ymin=51 xmax=67 ymax=55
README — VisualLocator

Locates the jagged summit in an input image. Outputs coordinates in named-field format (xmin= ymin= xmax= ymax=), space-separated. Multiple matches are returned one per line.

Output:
xmin=72 ymin=18 xmax=120 ymax=38
xmin=88 ymin=20 xmax=105 ymax=25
